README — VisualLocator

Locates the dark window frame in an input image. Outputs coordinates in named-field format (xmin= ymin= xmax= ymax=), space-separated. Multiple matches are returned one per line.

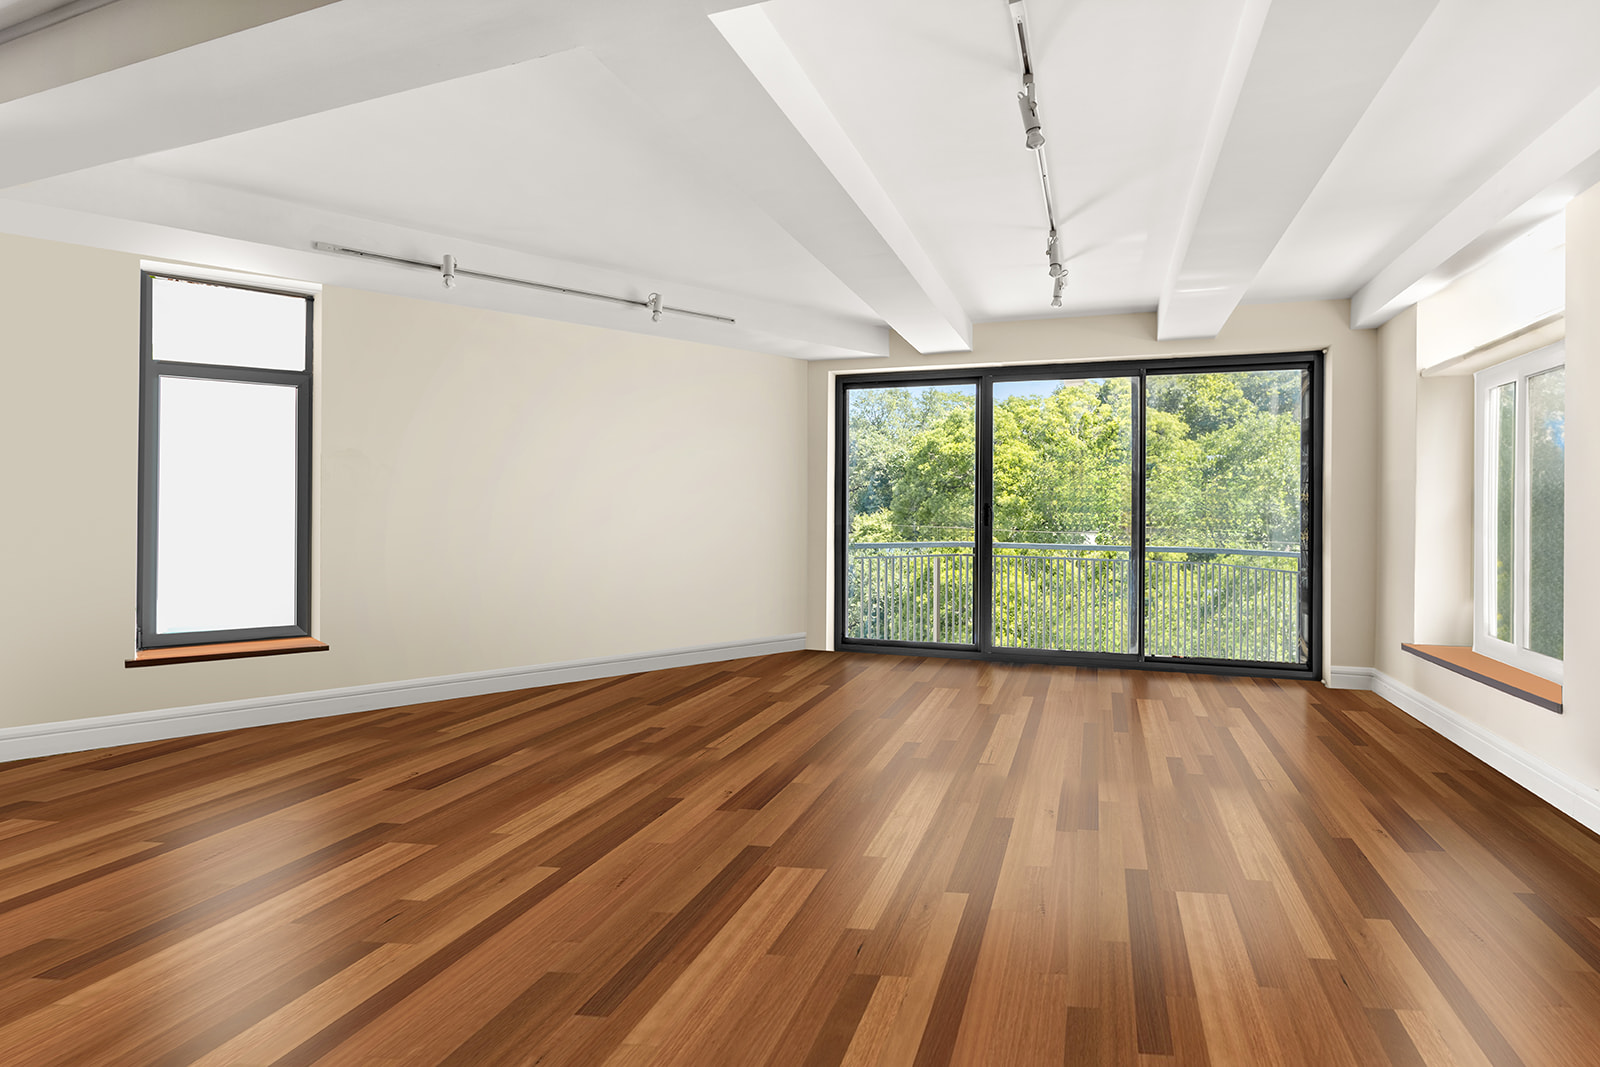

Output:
xmin=136 ymin=270 xmax=315 ymax=650
xmin=832 ymin=350 xmax=1326 ymax=680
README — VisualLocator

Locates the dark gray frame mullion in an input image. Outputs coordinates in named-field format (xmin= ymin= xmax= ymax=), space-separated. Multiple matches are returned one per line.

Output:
xmin=136 ymin=270 xmax=314 ymax=650
xmin=136 ymin=274 xmax=158 ymax=650
xmin=975 ymin=377 xmax=995 ymax=655
xmin=1132 ymin=373 xmax=1147 ymax=658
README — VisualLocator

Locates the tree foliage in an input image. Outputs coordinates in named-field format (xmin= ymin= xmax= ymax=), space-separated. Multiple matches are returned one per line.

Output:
xmin=847 ymin=371 xmax=1306 ymax=552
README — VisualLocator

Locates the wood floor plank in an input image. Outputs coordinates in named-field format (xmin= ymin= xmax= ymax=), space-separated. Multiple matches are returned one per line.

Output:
xmin=1 ymin=650 xmax=1599 ymax=1064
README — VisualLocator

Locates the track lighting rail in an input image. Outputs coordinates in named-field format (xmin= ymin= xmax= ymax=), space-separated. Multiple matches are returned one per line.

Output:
xmin=1008 ymin=0 xmax=1067 ymax=307
xmin=311 ymin=242 xmax=736 ymax=325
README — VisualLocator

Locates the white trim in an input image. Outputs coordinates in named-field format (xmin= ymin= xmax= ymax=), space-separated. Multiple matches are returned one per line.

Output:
xmin=1324 ymin=665 xmax=1378 ymax=690
xmin=0 ymin=634 xmax=807 ymax=764
xmin=1421 ymin=313 xmax=1564 ymax=378
xmin=1327 ymin=665 xmax=1600 ymax=835
xmin=140 ymin=259 xmax=323 ymax=295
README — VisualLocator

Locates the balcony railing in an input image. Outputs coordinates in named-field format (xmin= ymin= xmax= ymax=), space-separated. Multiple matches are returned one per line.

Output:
xmin=845 ymin=542 xmax=1302 ymax=664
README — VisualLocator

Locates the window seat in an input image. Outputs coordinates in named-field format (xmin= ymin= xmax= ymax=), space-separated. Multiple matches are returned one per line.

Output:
xmin=1402 ymin=643 xmax=1561 ymax=713
xmin=126 ymin=637 xmax=328 ymax=668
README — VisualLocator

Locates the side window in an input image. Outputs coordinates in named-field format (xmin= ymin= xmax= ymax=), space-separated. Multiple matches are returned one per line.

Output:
xmin=137 ymin=272 xmax=313 ymax=649
xmin=1473 ymin=342 xmax=1564 ymax=681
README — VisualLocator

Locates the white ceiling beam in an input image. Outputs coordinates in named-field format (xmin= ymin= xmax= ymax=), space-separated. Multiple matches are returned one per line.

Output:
xmin=1157 ymin=0 xmax=1440 ymax=341
xmin=594 ymin=8 xmax=972 ymax=354
xmin=0 ymin=168 xmax=889 ymax=360
xmin=0 ymin=0 xmax=659 ymax=192
xmin=713 ymin=5 xmax=970 ymax=353
xmin=1351 ymin=80 xmax=1600 ymax=330
xmin=1154 ymin=0 xmax=1273 ymax=342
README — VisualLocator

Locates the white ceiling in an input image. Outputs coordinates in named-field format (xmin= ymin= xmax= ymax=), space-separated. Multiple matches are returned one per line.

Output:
xmin=1 ymin=0 xmax=1597 ymax=358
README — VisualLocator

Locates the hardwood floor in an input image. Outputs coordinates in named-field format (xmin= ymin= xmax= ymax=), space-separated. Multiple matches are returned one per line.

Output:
xmin=2 ymin=650 xmax=1600 ymax=1065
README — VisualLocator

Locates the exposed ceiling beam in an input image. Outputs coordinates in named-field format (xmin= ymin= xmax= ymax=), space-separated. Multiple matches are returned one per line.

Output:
xmin=595 ymin=8 xmax=971 ymax=354
xmin=1154 ymin=0 xmax=1273 ymax=342
xmin=0 ymin=167 xmax=888 ymax=360
xmin=1351 ymin=80 xmax=1600 ymax=330
xmin=1156 ymin=0 xmax=1439 ymax=341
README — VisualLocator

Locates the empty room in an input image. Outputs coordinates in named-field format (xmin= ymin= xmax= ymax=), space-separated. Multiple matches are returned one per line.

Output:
xmin=1 ymin=0 xmax=1598 ymax=1063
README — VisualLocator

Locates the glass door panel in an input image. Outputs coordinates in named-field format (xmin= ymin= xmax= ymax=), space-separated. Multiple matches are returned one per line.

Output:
xmin=843 ymin=383 xmax=978 ymax=645
xmin=1143 ymin=369 xmax=1310 ymax=665
xmin=991 ymin=377 xmax=1135 ymax=653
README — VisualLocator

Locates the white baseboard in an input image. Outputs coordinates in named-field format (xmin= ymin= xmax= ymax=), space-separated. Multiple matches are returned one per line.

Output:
xmin=1327 ymin=664 xmax=1600 ymax=836
xmin=0 ymin=634 xmax=808 ymax=764
xmin=1324 ymin=665 xmax=1379 ymax=690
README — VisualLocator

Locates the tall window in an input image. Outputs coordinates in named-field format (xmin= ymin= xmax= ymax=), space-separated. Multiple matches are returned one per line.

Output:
xmin=1474 ymin=342 xmax=1564 ymax=681
xmin=137 ymin=272 xmax=314 ymax=649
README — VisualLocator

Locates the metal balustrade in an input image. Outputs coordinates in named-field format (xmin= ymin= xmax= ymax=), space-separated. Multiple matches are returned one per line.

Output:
xmin=844 ymin=542 xmax=1302 ymax=664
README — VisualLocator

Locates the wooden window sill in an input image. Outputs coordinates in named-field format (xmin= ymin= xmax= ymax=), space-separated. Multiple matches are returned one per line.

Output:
xmin=1401 ymin=643 xmax=1562 ymax=713
xmin=126 ymin=637 xmax=329 ymax=668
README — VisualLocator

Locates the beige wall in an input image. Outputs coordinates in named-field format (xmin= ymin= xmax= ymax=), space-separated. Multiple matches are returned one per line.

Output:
xmin=0 ymin=232 xmax=808 ymax=731
xmin=805 ymin=300 xmax=1382 ymax=678
xmin=1372 ymin=183 xmax=1600 ymax=792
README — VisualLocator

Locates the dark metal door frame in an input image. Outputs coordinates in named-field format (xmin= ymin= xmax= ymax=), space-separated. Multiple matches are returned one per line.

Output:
xmin=833 ymin=350 xmax=1325 ymax=680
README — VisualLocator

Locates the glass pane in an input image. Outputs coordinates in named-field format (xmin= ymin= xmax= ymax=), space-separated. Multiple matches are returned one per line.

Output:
xmin=152 ymin=276 xmax=308 ymax=370
xmin=1491 ymin=382 xmax=1516 ymax=643
xmin=991 ymin=377 xmax=1134 ymax=653
xmin=843 ymin=384 xmax=976 ymax=644
xmin=1144 ymin=369 xmax=1308 ymax=664
xmin=1527 ymin=367 xmax=1564 ymax=659
xmin=156 ymin=376 xmax=299 ymax=635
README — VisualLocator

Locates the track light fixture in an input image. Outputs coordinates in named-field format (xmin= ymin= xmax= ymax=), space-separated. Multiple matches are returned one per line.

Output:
xmin=1018 ymin=77 xmax=1044 ymax=151
xmin=648 ymin=293 xmax=663 ymax=322
xmin=441 ymin=253 xmax=457 ymax=289
xmin=1008 ymin=0 xmax=1068 ymax=307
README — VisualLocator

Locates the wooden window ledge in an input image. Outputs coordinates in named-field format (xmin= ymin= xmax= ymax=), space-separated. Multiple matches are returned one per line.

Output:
xmin=1402 ymin=644 xmax=1562 ymax=713
xmin=126 ymin=637 xmax=329 ymax=668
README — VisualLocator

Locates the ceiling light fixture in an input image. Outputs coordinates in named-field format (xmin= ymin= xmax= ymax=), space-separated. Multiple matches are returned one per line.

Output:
xmin=1008 ymin=0 xmax=1068 ymax=307
xmin=1018 ymin=77 xmax=1044 ymax=151
xmin=311 ymin=242 xmax=735 ymax=325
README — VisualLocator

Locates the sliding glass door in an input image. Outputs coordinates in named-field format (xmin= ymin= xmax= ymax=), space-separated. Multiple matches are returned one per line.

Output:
xmin=990 ymin=375 xmax=1136 ymax=654
xmin=842 ymin=381 xmax=979 ymax=647
xmin=1144 ymin=368 xmax=1311 ymax=666
xmin=836 ymin=352 xmax=1321 ymax=677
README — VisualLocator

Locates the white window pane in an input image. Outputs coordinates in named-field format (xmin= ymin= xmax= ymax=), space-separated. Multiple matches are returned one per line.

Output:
xmin=152 ymin=277 xmax=307 ymax=370
xmin=1527 ymin=367 xmax=1564 ymax=659
xmin=156 ymin=376 xmax=299 ymax=635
